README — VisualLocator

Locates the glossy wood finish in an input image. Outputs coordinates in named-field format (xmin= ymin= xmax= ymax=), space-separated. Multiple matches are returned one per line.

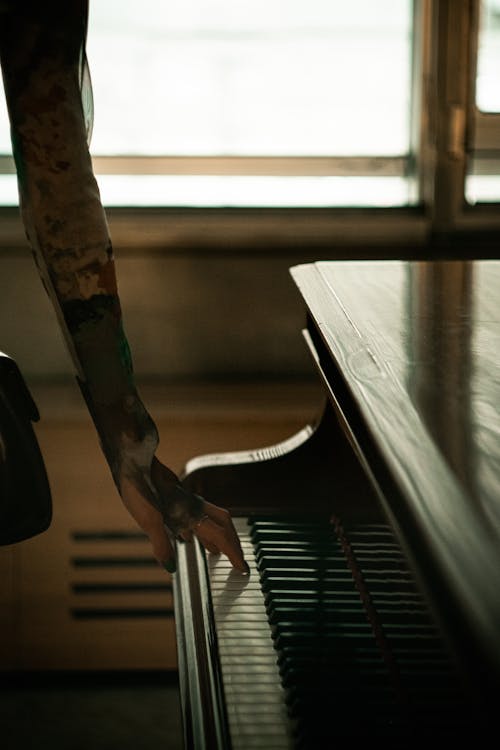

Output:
xmin=175 ymin=259 xmax=500 ymax=748
xmin=290 ymin=259 xmax=500 ymax=690
xmin=183 ymin=404 xmax=380 ymax=520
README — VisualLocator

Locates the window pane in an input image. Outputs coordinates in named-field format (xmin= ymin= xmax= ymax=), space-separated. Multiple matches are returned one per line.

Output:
xmin=87 ymin=0 xmax=411 ymax=156
xmin=476 ymin=0 xmax=500 ymax=113
xmin=466 ymin=174 xmax=500 ymax=203
xmin=468 ymin=1 xmax=500 ymax=203
xmin=0 ymin=1 xmax=412 ymax=207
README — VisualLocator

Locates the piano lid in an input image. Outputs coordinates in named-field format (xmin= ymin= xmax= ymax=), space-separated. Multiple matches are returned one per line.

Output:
xmin=290 ymin=259 xmax=500 ymax=674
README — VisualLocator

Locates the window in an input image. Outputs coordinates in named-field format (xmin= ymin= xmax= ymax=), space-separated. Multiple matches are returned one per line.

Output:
xmin=0 ymin=0 xmax=413 ymax=207
xmin=86 ymin=0 xmax=413 ymax=207
xmin=0 ymin=0 xmax=499 ymax=248
xmin=466 ymin=0 xmax=500 ymax=204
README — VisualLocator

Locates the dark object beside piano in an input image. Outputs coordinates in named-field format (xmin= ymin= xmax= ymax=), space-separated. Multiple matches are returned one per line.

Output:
xmin=0 ymin=351 xmax=52 ymax=545
xmin=174 ymin=260 xmax=500 ymax=749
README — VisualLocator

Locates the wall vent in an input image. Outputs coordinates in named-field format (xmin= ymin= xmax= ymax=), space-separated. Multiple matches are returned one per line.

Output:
xmin=69 ymin=529 xmax=173 ymax=621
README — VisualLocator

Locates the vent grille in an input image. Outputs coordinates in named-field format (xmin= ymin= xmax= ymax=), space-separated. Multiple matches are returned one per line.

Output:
xmin=69 ymin=529 xmax=173 ymax=621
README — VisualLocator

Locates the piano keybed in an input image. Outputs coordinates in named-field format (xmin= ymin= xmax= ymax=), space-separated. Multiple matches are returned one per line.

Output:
xmin=204 ymin=516 xmax=472 ymax=748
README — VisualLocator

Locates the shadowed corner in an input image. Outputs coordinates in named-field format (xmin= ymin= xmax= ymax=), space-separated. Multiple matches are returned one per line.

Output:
xmin=0 ymin=670 xmax=184 ymax=750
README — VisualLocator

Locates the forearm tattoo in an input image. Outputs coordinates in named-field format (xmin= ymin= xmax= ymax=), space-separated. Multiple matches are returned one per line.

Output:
xmin=0 ymin=2 xmax=207 ymax=535
xmin=0 ymin=1 xmax=159 ymax=484
xmin=151 ymin=485 xmax=204 ymax=536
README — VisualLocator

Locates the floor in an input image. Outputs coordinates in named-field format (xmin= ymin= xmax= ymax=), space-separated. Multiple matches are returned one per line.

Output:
xmin=1 ymin=671 xmax=183 ymax=750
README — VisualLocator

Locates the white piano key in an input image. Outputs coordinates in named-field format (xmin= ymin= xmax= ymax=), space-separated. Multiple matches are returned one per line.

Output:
xmin=226 ymin=685 xmax=286 ymax=704
xmin=217 ymin=629 xmax=276 ymax=650
xmin=206 ymin=517 xmax=293 ymax=750
xmin=217 ymin=646 xmax=277 ymax=658
xmin=216 ymin=654 xmax=279 ymax=668
xmin=219 ymin=664 xmax=280 ymax=677
xmin=221 ymin=691 xmax=288 ymax=704
xmin=222 ymin=673 xmax=286 ymax=686
xmin=226 ymin=711 xmax=290 ymax=725
xmin=211 ymin=604 xmax=269 ymax=616
xmin=214 ymin=625 xmax=274 ymax=636
xmin=231 ymin=738 xmax=292 ymax=750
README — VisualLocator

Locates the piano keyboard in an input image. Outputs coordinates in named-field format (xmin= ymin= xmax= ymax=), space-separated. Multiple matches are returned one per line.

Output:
xmin=205 ymin=516 xmax=472 ymax=748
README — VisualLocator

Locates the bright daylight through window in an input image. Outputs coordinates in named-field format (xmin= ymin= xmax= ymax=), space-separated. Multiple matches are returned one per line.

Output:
xmin=466 ymin=0 xmax=500 ymax=204
xmin=0 ymin=0 xmax=412 ymax=207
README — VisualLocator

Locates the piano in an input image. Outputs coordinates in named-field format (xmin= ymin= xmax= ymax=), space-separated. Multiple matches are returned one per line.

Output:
xmin=173 ymin=259 xmax=500 ymax=749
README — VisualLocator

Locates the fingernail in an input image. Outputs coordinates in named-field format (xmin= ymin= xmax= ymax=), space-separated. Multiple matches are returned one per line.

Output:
xmin=241 ymin=561 xmax=250 ymax=576
xmin=163 ymin=559 xmax=176 ymax=574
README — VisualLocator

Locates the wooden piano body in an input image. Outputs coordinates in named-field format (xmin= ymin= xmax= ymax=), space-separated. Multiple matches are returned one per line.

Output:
xmin=174 ymin=260 xmax=500 ymax=748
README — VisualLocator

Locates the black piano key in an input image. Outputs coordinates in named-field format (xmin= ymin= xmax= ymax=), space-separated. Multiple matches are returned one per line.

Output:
xmin=251 ymin=525 xmax=332 ymax=535
xmin=250 ymin=530 xmax=329 ymax=543
xmin=255 ymin=554 xmax=346 ymax=569
xmin=268 ymin=604 xmax=433 ymax=628
xmin=277 ymin=650 xmax=386 ymax=677
xmin=254 ymin=540 xmax=335 ymax=551
xmin=246 ymin=515 xmax=473 ymax=746
xmin=261 ymin=575 xmax=358 ymax=593
xmin=271 ymin=619 xmax=373 ymax=637
xmin=264 ymin=591 xmax=362 ymax=618
xmin=261 ymin=565 xmax=352 ymax=577
xmin=274 ymin=641 xmax=383 ymax=670
xmin=268 ymin=605 xmax=369 ymax=625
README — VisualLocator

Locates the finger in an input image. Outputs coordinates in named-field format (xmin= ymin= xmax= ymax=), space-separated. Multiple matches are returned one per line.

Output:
xmin=202 ymin=538 xmax=220 ymax=555
xmin=191 ymin=514 xmax=220 ymax=553
xmin=202 ymin=502 xmax=248 ymax=567
xmin=202 ymin=500 xmax=235 ymax=525
xmin=190 ymin=515 xmax=220 ymax=554
xmin=195 ymin=517 xmax=248 ymax=573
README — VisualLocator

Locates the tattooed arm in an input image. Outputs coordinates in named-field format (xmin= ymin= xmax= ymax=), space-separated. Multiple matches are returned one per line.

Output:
xmin=0 ymin=0 xmax=247 ymax=573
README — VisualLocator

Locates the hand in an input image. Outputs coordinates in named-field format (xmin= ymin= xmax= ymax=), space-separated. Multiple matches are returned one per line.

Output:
xmin=119 ymin=456 xmax=248 ymax=575
xmin=178 ymin=499 xmax=250 ymax=575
